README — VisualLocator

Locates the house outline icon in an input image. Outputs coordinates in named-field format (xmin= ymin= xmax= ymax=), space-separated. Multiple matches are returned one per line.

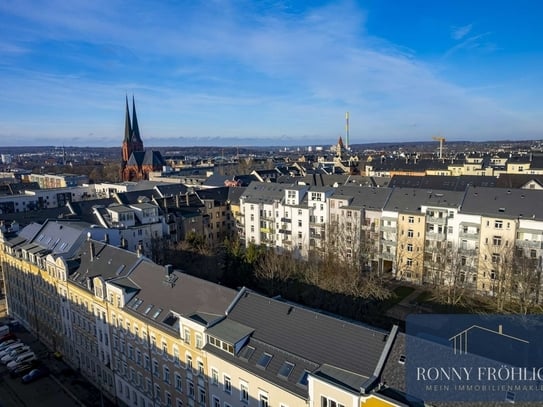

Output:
xmin=448 ymin=324 xmax=529 ymax=355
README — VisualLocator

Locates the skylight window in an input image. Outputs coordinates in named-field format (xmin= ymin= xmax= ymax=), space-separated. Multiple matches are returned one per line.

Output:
xmin=256 ymin=353 xmax=273 ymax=369
xmin=298 ymin=371 xmax=309 ymax=387
xmin=132 ymin=298 xmax=143 ymax=310
xmin=278 ymin=361 xmax=295 ymax=378
xmin=144 ymin=304 xmax=154 ymax=315
xmin=152 ymin=308 xmax=163 ymax=319
xmin=239 ymin=346 xmax=255 ymax=361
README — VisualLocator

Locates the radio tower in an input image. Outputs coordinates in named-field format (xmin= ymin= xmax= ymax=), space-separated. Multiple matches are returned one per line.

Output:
xmin=345 ymin=112 xmax=350 ymax=150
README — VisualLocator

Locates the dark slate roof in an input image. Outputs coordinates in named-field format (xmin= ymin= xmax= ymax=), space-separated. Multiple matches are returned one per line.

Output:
xmin=196 ymin=187 xmax=230 ymax=204
xmin=153 ymin=184 xmax=189 ymax=197
xmin=389 ymin=175 xmax=497 ymax=191
xmin=204 ymin=336 xmax=319 ymax=398
xmin=241 ymin=182 xmax=286 ymax=204
xmin=331 ymin=186 xmax=392 ymax=210
xmin=496 ymin=174 xmax=543 ymax=189
xmin=383 ymin=188 xmax=464 ymax=214
xmin=142 ymin=150 xmax=165 ymax=167
xmin=123 ymin=263 xmax=238 ymax=332
xmin=69 ymin=240 xmax=141 ymax=290
xmin=0 ymin=206 xmax=72 ymax=227
xmin=226 ymin=290 xmax=390 ymax=381
xmin=461 ymin=186 xmax=543 ymax=220
xmin=115 ymin=189 xmax=159 ymax=205
xmin=66 ymin=198 xmax=116 ymax=223
xmin=127 ymin=151 xmax=145 ymax=166
xmin=227 ymin=186 xmax=246 ymax=205
xmin=8 ymin=182 xmax=40 ymax=194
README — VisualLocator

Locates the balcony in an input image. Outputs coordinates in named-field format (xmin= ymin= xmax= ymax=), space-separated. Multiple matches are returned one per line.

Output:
xmin=426 ymin=231 xmax=446 ymax=240
xmin=517 ymin=240 xmax=543 ymax=250
xmin=280 ymin=218 xmax=292 ymax=223
xmin=381 ymin=251 xmax=395 ymax=261
xmin=459 ymin=231 xmax=478 ymax=239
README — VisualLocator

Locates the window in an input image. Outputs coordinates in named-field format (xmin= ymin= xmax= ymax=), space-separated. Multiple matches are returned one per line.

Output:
xmin=493 ymin=236 xmax=502 ymax=246
xmin=198 ymin=360 xmax=204 ymax=375
xmin=195 ymin=333 xmax=203 ymax=349
xmin=213 ymin=397 xmax=221 ymax=407
xmin=321 ymin=396 xmax=345 ymax=407
xmin=495 ymin=220 xmax=503 ymax=229
xmin=406 ymin=258 xmax=413 ymax=267
xmin=154 ymin=384 xmax=161 ymax=401
xmin=184 ymin=328 xmax=190 ymax=344
xmin=153 ymin=359 xmax=159 ymax=377
xmin=173 ymin=347 xmax=180 ymax=365
xmin=278 ymin=361 xmax=295 ymax=378
xmin=188 ymin=381 xmax=195 ymax=398
xmin=408 ymin=216 xmax=414 ymax=223
xmin=211 ymin=369 xmax=219 ymax=385
xmin=164 ymin=366 xmax=170 ymax=384
xmin=259 ymin=393 xmax=269 ymax=407
xmin=198 ymin=387 xmax=206 ymax=404
xmin=162 ymin=341 xmax=168 ymax=354
xmin=240 ymin=382 xmax=249 ymax=402
xmin=531 ymin=249 xmax=537 ymax=259
xmin=407 ymin=243 xmax=413 ymax=252
xmin=175 ymin=373 xmax=182 ymax=392
xmin=492 ymin=254 xmax=500 ymax=264
xmin=223 ymin=375 xmax=232 ymax=393
xmin=186 ymin=354 xmax=192 ymax=370
xmin=298 ymin=371 xmax=309 ymax=387
xmin=257 ymin=353 xmax=273 ymax=369
xmin=407 ymin=229 xmax=414 ymax=238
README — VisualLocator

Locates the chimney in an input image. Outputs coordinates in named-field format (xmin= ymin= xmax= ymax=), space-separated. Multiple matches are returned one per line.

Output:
xmin=136 ymin=241 xmax=144 ymax=257
xmin=498 ymin=324 xmax=503 ymax=335
xmin=165 ymin=264 xmax=173 ymax=277
xmin=104 ymin=233 xmax=109 ymax=244
xmin=120 ymin=237 xmax=127 ymax=249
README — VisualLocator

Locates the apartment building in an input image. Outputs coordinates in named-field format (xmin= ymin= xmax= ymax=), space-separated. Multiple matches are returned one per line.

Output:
xmin=29 ymin=173 xmax=89 ymax=189
xmin=0 ymin=222 xmax=410 ymax=407
xmin=461 ymin=187 xmax=543 ymax=302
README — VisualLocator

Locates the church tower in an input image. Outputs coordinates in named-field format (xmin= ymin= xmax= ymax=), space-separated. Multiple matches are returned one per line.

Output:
xmin=121 ymin=96 xmax=145 ymax=180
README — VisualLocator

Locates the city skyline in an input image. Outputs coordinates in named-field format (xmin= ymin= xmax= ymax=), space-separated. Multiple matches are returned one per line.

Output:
xmin=0 ymin=0 xmax=542 ymax=147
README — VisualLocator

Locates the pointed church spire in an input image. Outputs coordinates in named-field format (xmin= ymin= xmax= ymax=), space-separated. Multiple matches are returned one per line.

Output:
xmin=132 ymin=95 xmax=142 ymax=143
xmin=124 ymin=95 xmax=132 ymax=142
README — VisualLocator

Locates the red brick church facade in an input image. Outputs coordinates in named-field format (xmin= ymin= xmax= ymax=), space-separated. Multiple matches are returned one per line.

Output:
xmin=121 ymin=97 xmax=165 ymax=181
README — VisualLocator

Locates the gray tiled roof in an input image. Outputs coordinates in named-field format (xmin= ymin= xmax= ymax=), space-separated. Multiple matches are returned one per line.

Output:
xmin=384 ymin=188 xmax=464 ymax=214
xmin=332 ymin=186 xmax=392 ymax=210
xmin=461 ymin=186 xmax=543 ymax=220
xmin=69 ymin=240 xmax=141 ymax=290
xmin=123 ymin=263 xmax=238 ymax=332
xmin=241 ymin=182 xmax=286 ymax=204
xmin=226 ymin=290 xmax=389 ymax=380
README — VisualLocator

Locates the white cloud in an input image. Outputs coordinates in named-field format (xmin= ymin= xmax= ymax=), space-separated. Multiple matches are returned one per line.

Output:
xmin=451 ymin=24 xmax=473 ymax=40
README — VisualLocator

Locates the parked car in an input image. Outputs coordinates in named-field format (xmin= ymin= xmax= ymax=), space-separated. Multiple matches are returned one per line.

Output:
xmin=0 ymin=342 xmax=24 ymax=358
xmin=9 ymin=360 xmax=41 ymax=378
xmin=0 ymin=333 xmax=16 ymax=343
xmin=22 ymin=367 xmax=49 ymax=384
xmin=1 ymin=346 xmax=30 ymax=364
xmin=0 ymin=339 xmax=19 ymax=351
xmin=6 ymin=352 xmax=37 ymax=370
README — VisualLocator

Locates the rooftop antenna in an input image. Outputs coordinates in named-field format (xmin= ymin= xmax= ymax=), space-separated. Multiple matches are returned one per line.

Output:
xmin=345 ymin=112 xmax=350 ymax=150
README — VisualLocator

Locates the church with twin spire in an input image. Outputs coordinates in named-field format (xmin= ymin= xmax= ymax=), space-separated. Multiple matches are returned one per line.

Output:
xmin=121 ymin=96 xmax=165 ymax=181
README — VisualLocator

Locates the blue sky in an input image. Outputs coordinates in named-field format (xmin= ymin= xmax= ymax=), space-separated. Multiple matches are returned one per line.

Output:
xmin=0 ymin=0 xmax=542 ymax=147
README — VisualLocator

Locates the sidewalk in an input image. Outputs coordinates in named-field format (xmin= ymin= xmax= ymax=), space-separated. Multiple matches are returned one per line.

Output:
xmin=1 ymin=317 xmax=116 ymax=407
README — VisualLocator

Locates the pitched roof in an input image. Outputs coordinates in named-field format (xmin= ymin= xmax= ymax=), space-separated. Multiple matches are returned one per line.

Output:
xmin=461 ymin=186 xmax=543 ymax=220
xmin=226 ymin=290 xmax=389 ymax=381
